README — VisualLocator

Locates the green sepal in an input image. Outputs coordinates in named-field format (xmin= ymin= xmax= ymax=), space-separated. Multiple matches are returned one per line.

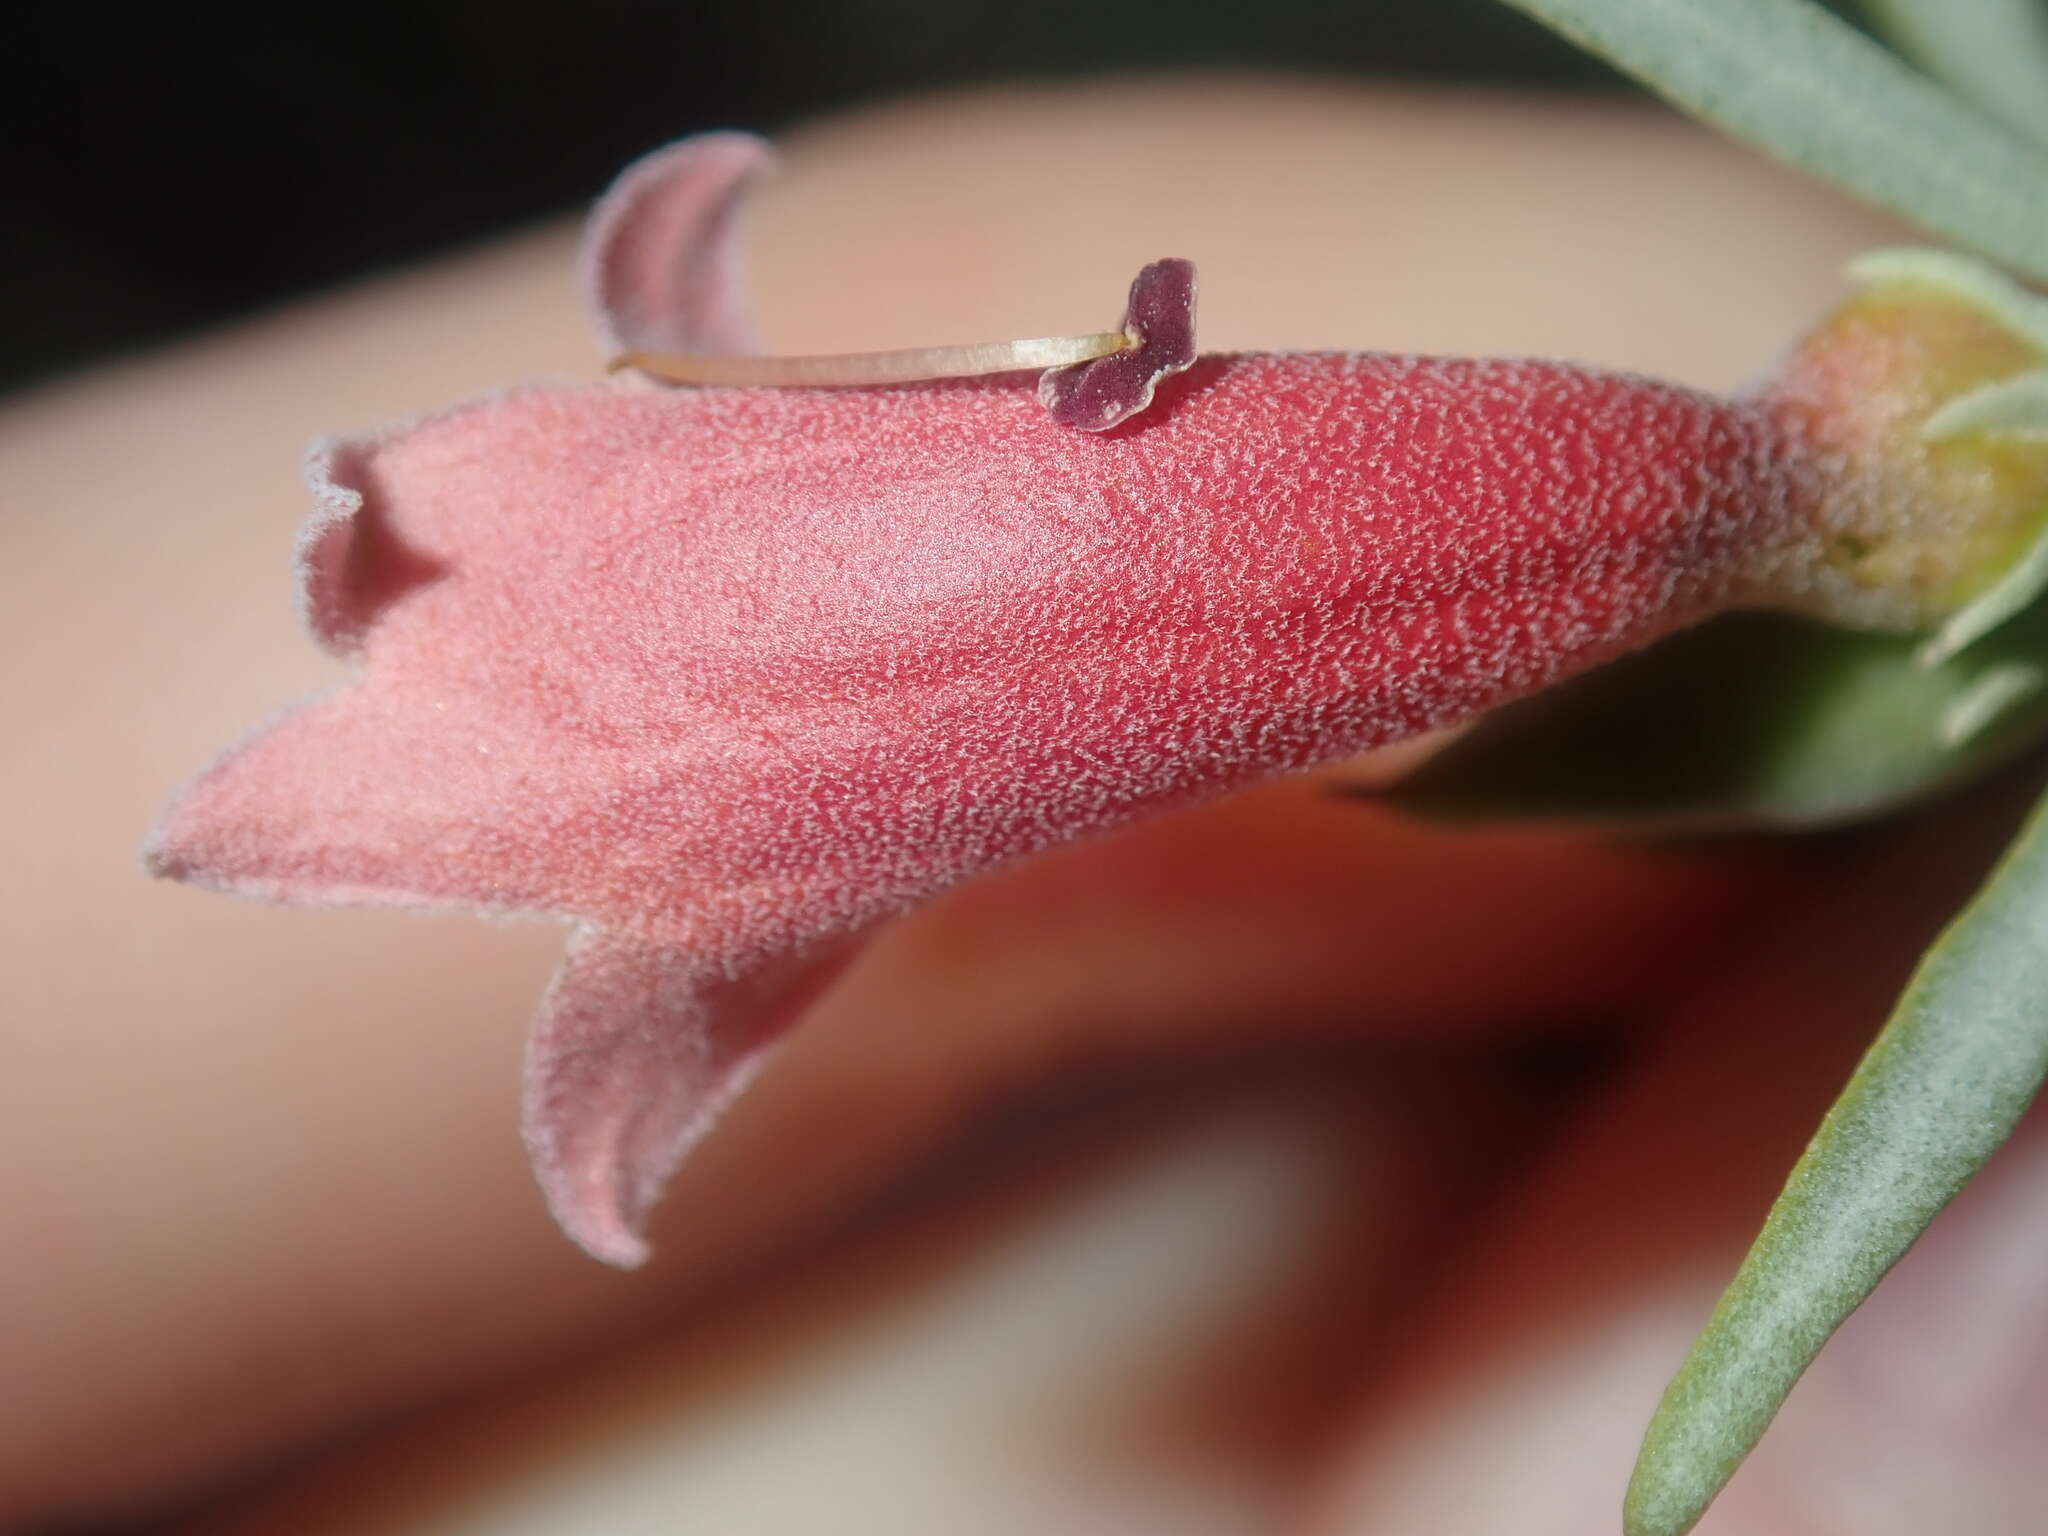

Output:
xmin=1922 ymin=369 xmax=2048 ymax=443
xmin=1848 ymin=248 xmax=2048 ymax=353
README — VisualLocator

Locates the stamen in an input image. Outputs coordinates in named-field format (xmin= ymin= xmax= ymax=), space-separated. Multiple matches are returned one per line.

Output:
xmin=1039 ymin=259 xmax=1198 ymax=431
xmin=609 ymin=331 xmax=1131 ymax=386
xmin=608 ymin=259 xmax=1201 ymax=432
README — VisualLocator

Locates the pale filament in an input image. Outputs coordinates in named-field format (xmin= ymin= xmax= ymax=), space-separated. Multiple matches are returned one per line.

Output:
xmin=609 ymin=331 xmax=1132 ymax=386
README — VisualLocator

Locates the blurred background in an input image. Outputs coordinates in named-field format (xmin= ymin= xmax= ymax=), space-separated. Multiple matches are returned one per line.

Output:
xmin=1 ymin=0 xmax=1643 ymax=394
xmin=14 ymin=4 xmax=2021 ymax=1533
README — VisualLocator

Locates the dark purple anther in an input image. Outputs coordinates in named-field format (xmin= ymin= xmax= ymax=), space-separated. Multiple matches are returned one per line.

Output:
xmin=1039 ymin=258 xmax=1198 ymax=431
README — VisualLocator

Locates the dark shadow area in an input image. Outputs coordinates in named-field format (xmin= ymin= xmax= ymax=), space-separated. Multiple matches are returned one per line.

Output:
xmin=4 ymin=0 xmax=1625 ymax=394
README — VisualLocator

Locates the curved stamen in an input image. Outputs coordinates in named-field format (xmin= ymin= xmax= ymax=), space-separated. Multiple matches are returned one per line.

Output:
xmin=609 ymin=331 xmax=1131 ymax=386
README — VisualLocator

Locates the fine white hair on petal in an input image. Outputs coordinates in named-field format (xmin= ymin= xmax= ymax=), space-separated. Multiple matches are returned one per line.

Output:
xmin=153 ymin=350 xmax=1838 ymax=1265
xmin=522 ymin=924 xmax=856 ymax=1267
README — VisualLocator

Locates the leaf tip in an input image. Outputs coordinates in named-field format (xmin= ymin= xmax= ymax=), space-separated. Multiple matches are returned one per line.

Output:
xmin=1622 ymin=1445 xmax=1715 ymax=1536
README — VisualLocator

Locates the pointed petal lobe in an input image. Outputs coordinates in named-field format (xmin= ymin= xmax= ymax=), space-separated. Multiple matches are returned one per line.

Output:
xmin=522 ymin=926 xmax=852 ymax=1266
xmin=580 ymin=133 xmax=771 ymax=358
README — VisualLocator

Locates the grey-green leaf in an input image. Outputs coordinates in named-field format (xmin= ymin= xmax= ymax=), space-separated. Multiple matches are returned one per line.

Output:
xmin=1861 ymin=0 xmax=2048 ymax=148
xmin=1494 ymin=0 xmax=2048 ymax=284
xmin=1622 ymin=782 xmax=2048 ymax=1536
xmin=1386 ymin=603 xmax=2048 ymax=832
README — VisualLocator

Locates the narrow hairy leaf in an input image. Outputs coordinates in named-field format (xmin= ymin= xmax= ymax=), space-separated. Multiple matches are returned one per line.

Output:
xmin=1495 ymin=0 xmax=2048 ymax=283
xmin=1862 ymin=0 xmax=2048 ymax=147
xmin=1623 ymin=784 xmax=2048 ymax=1536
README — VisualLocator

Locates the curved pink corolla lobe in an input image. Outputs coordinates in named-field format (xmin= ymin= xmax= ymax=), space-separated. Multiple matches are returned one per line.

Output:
xmin=149 ymin=345 xmax=1829 ymax=1262
xmin=525 ymin=926 xmax=857 ymax=1266
xmin=298 ymin=430 xmax=459 ymax=658
xmin=580 ymin=133 xmax=769 ymax=357
xmin=1040 ymin=257 xmax=1198 ymax=430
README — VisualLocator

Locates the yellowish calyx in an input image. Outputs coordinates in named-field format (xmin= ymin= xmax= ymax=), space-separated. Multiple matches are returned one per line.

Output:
xmin=1767 ymin=248 xmax=2048 ymax=654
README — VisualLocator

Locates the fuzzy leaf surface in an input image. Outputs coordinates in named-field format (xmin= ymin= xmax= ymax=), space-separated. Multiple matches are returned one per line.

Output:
xmin=1623 ymin=782 xmax=2048 ymax=1535
xmin=1498 ymin=0 xmax=2048 ymax=281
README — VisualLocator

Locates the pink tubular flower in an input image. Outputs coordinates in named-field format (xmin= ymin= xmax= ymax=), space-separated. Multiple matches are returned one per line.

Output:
xmin=146 ymin=133 xmax=1965 ymax=1266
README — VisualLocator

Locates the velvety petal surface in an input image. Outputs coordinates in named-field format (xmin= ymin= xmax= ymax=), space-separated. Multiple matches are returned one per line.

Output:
xmin=152 ymin=342 xmax=1825 ymax=1260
